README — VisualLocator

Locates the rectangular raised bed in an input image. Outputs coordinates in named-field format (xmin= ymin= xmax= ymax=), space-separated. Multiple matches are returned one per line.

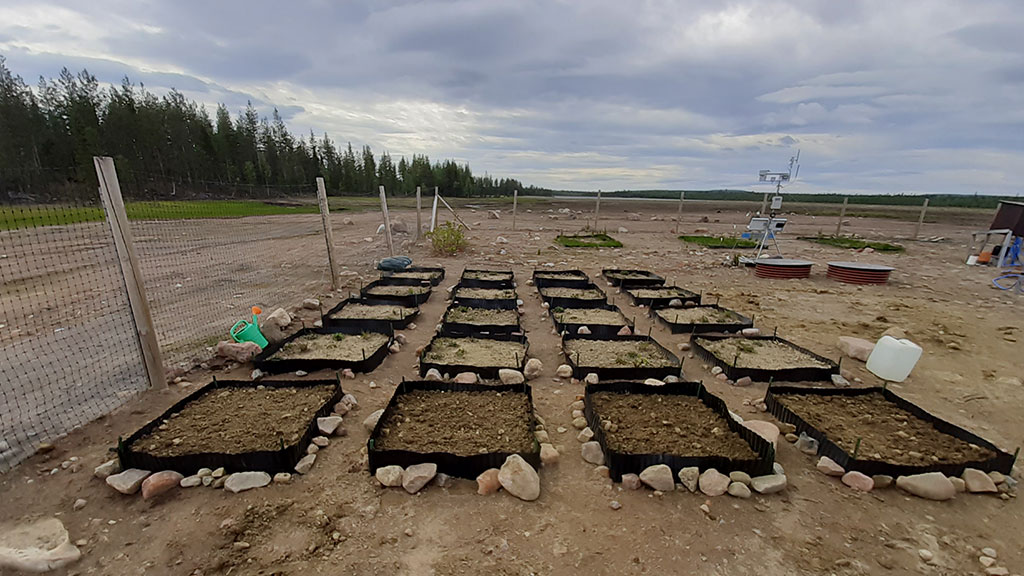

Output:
xmin=532 ymin=269 xmax=590 ymax=288
xmin=459 ymin=268 xmax=515 ymax=288
xmin=584 ymin=381 xmax=775 ymax=481
xmin=555 ymin=233 xmax=622 ymax=248
xmin=551 ymin=303 xmax=634 ymax=337
xmin=653 ymin=304 xmax=753 ymax=335
xmin=563 ymin=334 xmax=681 ymax=381
xmin=538 ymin=283 xmax=608 ymax=309
xmin=765 ymin=385 xmax=1015 ymax=477
xmin=368 ymin=380 xmax=541 ymax=479
xmin=322 ymin=297 xmax=419 ymax=332
xmin=360 ymin=279 xmax=432 ymax=306
xmin=253 ymin=325 xmax=393 ymax=374
xmin=450 ymin=284 xmax=518 ymax=309
xmin=441 ymin=302 xmax=523 ymax=337
xmin=691 ymin=334 xmax=838 ymax=382
xmin=419 ymin=333 xmax=529 ymax=380
xmin=602 ymin=269 xmax=665 ymax=288
xmin=625 ymin=285 xmax=700 ymax=309
xmin=119 ymin=378 xmax=343 ymax=475
xmin=382 ymin=266 xmax=446 ymax=286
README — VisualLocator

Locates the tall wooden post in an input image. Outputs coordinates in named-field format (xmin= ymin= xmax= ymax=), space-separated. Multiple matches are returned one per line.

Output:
xmin=415 ymin=186 xmax=422 ymax=242
xmin=913 ymin=198 xmax=929 ymax=239
xmin=760 ymin=192 xmax=769 ymax=215
xmin=594 ymin=189 xmax=602 ymax=229
xmin=512 ymin=189 xmax=518 ymax=231
xmin=430 ymin=187 xmax=439 ymax=232
xmin=835 ymin=197 xmax=848 ymax=237
xmin=94 ymin=156 xmax=166 ymax=389
xmin=674 ymin=191 xmax=684 ymax=234
xmin=379 ymin=185 xmax=395 ymax=257
xmin=316 ymin=177 xmax=339 ymax=290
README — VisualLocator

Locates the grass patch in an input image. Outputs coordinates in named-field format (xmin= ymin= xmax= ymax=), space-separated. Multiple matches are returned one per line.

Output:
xmin=0 ymin=201 xmax=322 ymax=230
xmin=555 ymin=233 xmax=622 ymax=248
xmin=679 ymin=235 xmax=758 ymax=249
xmin=798 ymin=235 xmax=905 ymax=253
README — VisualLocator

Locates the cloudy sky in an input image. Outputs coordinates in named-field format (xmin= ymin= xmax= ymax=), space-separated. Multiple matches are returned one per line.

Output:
xmin=1 ymin=0 xmax=1022 ymax=195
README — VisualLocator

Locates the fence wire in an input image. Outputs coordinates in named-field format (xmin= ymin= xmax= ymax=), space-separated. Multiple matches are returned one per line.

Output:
xmin=0 ymin=180 xmax=149 ymax=472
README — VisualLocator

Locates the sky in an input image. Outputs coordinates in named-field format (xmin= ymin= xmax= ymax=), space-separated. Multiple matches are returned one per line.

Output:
xmin=1 ymin=0 xmax=1022 ymax=195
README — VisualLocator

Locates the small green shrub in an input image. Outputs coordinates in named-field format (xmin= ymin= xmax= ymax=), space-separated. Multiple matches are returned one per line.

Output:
xmin=426 ymin=221 xmax=468 ymax=255
xmin=555 ymin=233 xmax=622 ymax=248
xmin=679 ymin=235 xmax=758 ymax=249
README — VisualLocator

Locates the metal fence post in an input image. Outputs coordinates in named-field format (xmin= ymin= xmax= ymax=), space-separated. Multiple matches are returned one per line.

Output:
xmin=512 ymin=188 xmax=518 ymax=231
xmin=94 ymin=156 xmax=166 ymax=389
xmin=316 ymin=177 xmax=339 ymax=290
xmin=379 ymin=185 xmax=395 ymax=257
xmin=415 ymin=186 xmax=422 ymax=242
xmin=674 ymin=191 xmax=684 ymax=234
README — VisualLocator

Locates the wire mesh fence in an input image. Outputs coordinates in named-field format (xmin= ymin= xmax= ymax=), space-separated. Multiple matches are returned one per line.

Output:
xmin=1 ymin=170 xmax=149 ymax=472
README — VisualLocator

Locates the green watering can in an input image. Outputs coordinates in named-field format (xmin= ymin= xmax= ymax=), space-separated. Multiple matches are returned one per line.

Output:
xmin=231 ymin=306 xmax=269 ymax=348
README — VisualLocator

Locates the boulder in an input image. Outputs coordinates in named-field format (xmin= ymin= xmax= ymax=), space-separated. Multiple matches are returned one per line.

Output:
xmin=896 ymin=473 xmax=955 ymax=501
xmin=742 ymin=420 xmax=780 ymax=447
xmin=317 ymin=416 xmax=343 ymax=435
xmin=180 ymin=475 xmax=203 ymax=488
xmin=678 ymin=467 xmax=699 ymax=492
xmin=363 ymin=409 xmax=384 ymax=432
xmin=391 ymin=219 xmax=409 ymax=233
xmin=643 ymin=378 xmax=665 ymax=386
xmin=584 ymin=373 xmax=599 ymax=385
xmin=842 ymin=471 xmax=874 ymax=492
xmin=540 ymin=443 xmax=559 ymax=466
xmin=741 ymin=327 xmax=760 ymax=337
xmin=454 ymin=372 xmax=478 ymax=384
xmin=872 ymin=475 xmax=893 ymax=489
xmin=224 ymin=471 xmax=271 ymax=493
xmin=640 ymin=464 xmax=676 ymax=492
xmin=750 ymin=474 xmax=788 ymax=494
xmin=273 ymin=472 xmax=292 ymax=484
xmin=621 ymin=473 xmax=643 ymax=490
xmin=477 ymin=468 xmax=502 ymax=495
xmin=215 ymin=341 xmax=262 ymax=363
xmin=106 ymin=469 xmax=150 ymax=495
xmin=402 ymin=463 xmax=437 ymax=494
xmin=301 ymin=298 xmax=321 ymax=310
xmin=498 ymin=369 xmax=525 ymax=385
xmin=816 ymin=456 xmax=845 ymax=477
xmin=576 ymin=427 xmax=594 ymax=443
xmin=838 ymin=336 xmax=875 ymax=362
xmin=962 ymin=468 xmax=998 ymax=493
xmin=498 ymin=454 xmax=541 ymax=501
xmin=294 ymin=454 xmax=316 ymax=474
xmin=729 ymin=471 xmax=752 ymax=486
xmin=698 ymin=469 xmax=730 ymax=496
xmin=424 ymin=368 xmax=443 ymax=382
xmin=524 ymin=358 xmax=543 ymax=380
xmin=93 ymin=459 xmax=120 ymax=480
xmin=265 ymin=307 xmax=291 ymax=328
xmin=555 ymin=364 xmax=573 ymax=378
xmin=577 ymin=326 xmax=592 ymax=335
xmin=141 ymin=470 xmax=184 ymax=499
xmin=727 ymin=482 xmax=752 ymax=498
xmin=375 ymin=465 xmax=404 ymax=487
xmin=581 ymin=441 xmax=605 ymax=465
xmin=0 ymin=517 xmax=81 ymax=573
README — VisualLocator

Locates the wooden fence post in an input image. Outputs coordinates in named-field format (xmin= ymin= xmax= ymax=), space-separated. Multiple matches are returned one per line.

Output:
xmin=415 ymin=186 xmax=422 ymax=241
xmin=594 ymin=189 xmax=602 ymax=229
xmin=316 ymin=178 xmax=339 ymax=290
xmin=512 ymin=189 xmax=518 ymax=231
xmin=913 ymin=198 xmax=929 ymax=239
xmin=430 ymin=187 xmax=439 ymax=232
xmin=835 ymin=197 xmax=848 ymax=236
xmin=379 ymin=185 xmax=395 ymax=257
xmin=674 ymin=191 xmax=684 ymax=234
xmin=94 ymin=156 xmax=166 ymax=389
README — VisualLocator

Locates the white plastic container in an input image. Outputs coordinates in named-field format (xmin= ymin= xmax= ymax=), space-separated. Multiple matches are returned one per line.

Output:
xmin=866 ymin=335 xmax=923 ymax=383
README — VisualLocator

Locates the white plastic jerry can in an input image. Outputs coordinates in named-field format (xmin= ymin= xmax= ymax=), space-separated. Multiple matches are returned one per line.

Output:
xmin=866 ymin=335 xmax=923 ymax=383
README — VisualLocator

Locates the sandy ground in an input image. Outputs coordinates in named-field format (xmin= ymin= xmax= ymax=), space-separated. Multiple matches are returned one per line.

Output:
xmin=1 ymin=199 xmax=1022 ymax=576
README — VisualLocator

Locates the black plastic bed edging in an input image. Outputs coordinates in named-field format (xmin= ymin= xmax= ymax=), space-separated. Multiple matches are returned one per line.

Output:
xmin=253 ymin=324 xmax=393 ymax=374
xmin=381 ymin=266 xmax=446 ymax=286
xmin=690 ymin=333 xmax=838 ymax=383
xmin=652 ymin=304 xmax=754 ymax=335
xmin=440 ymin=299 xmax=523 ymax=337
xmin=538 ymin=282 xmax=609 ymax=310
xmin=551 ymin=301 xmax=635 ymax=338
xmin=584 ymin=381 xmax=775 ymax=482
xmin=360 ymin=279 xmax=432 ymax=307
xmin=602 ymin=269 xmax=666 ymax=288
xmin=625 ymin=285 xmax=700 ymax=309
xmin=368 ymin=380 xmax=541 ymax=479
xmin=119 ymin=378 xmax=343 ymax=475
xmin=449 ymin=282 xmax=518 ymax=310
xmin=322 ymin=297 xmax=420 ymax=332
xmin=459 ymin=268 xmax=515 ymax=289
xmin=563 ymin=333 xmax=681 ymax=381
xmin=532 ymin=269 xmax=591 ymax=288
xmin=419 ymin=332 xmax=529 ymax=380
xmin=764 ymin=385 xmax=1016 ymax=477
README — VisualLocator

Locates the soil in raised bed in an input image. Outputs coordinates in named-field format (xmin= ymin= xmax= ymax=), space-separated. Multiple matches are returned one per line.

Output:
xmin=365 ymin=284 xmax=431 ymax=297
xmin=375 ymin=389 xmax=534 ymax=456
xmin=424 ymin=337 xmax=527 ymax=367
xmin=590 ymin=392 xmax=756 ymax=459
xmin=445 ymin=306 xmax=519 ymax=326
xmin=553 ymin=307 xmax=627 ymax=326
xmin=388 ymin=271 xmax=442 ymax=281
xmin=628 ymin=287 xmax=695 ymax=299
xmin=134 ymin=385 xmax=336 ymax=457
xmin=539 ymin=287 xmax=605 ymax=300
xmin=780 ymin=394 xmax=995 ymax=466
xmin=535 ymin=271 xmax=587 ymax=280
xmin=463 ymin=271 xmax=513 ymax=282
xmin=565 ymin=339 xmax=675 ymax=369
xmin=329 ymin=303 xmax=417 ymax=321
xmin=454 ymin=287 xmax=515 ymax=300
xmin=606 ymin=271 xmax=657 ymax=280
xmin=273 ymin=332 xmax=390 ymax=361
xmin=697 ymin=338 xmax=831 ymax=370
xmin=656 ymin=307 xmax=744 ymax=325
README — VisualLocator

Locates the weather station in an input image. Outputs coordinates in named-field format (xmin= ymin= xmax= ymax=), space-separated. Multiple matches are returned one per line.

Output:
xmin=741 ymin=151 xmax=801 ymax=266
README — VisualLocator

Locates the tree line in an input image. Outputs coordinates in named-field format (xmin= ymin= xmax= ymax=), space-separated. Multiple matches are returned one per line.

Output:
xmin=0 ymin=56 xmax=530 ymax=202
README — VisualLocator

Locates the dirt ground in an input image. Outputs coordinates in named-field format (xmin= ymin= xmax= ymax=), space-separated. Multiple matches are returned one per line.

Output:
xmin=1 ymin=199 xmax=1023 ymax=575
